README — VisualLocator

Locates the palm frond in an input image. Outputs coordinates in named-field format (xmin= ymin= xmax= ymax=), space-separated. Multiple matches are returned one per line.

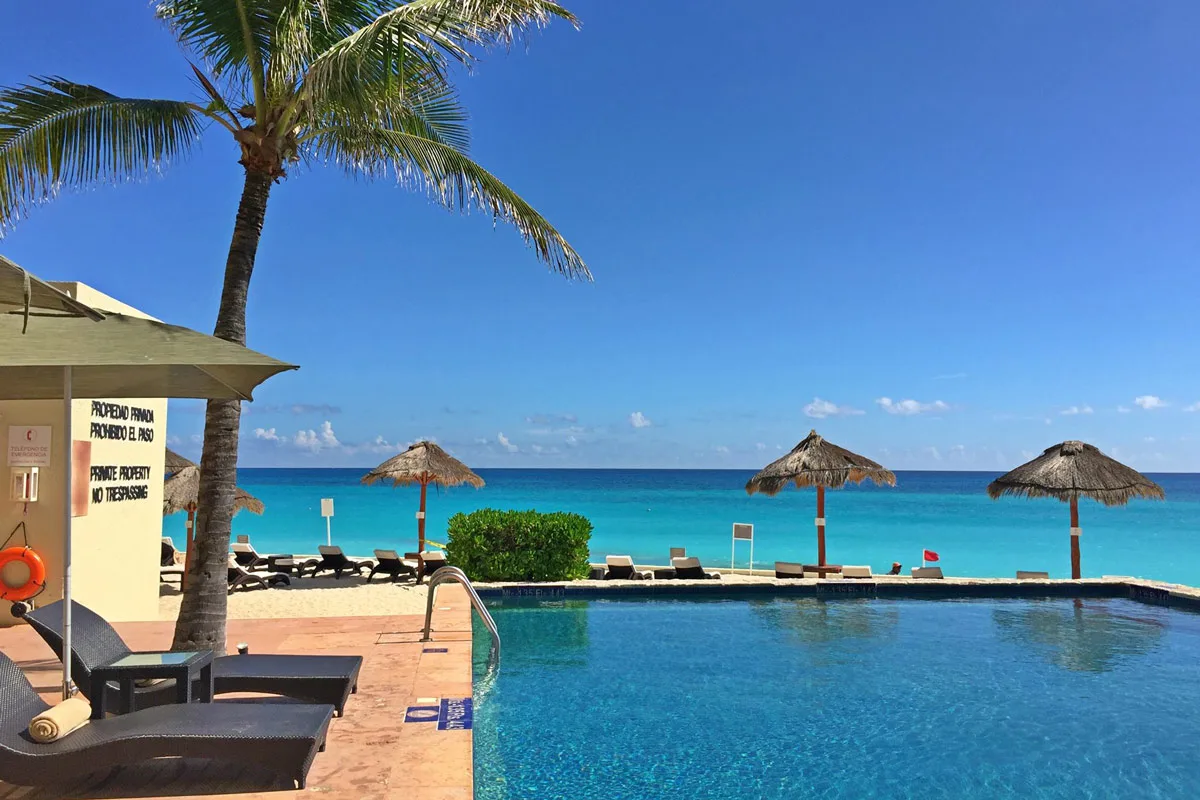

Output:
xmin=310 ymin=124 xmax=587 ymax=278
xmin=156 ymin=0 xmax=273 ymax=82
xmin=311 ymin=77 xmax=471 ymax=152
xmin=0 ymin=77 xmax=202 ymax=234
xmin=305 ymin=0 xmax=578 ymax=103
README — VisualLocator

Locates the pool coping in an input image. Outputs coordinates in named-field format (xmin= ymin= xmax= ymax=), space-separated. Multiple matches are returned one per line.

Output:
xmin=474 ymin=576 xmax=1200 ymax=612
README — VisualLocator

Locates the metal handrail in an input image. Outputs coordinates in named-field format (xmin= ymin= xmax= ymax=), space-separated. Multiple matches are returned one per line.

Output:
xmin=422 ymin=566 xmax=500 ymax=666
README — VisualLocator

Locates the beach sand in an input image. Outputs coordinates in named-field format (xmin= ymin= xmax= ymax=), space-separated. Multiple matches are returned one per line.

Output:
xmin=158 ymin=576 xmax=430 ymax=620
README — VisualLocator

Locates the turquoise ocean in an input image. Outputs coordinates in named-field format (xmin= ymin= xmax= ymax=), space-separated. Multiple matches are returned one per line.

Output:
xmin=163 ymin=469 xmax=1200 ymax=584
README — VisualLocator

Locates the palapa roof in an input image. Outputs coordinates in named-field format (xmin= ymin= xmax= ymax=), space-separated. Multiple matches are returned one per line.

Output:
xmin=163 ymin=465 xmax=264 ymax=516
xmin=745 ymin=430 xmax=896 ymax=496
xmin=987 ymin=440 xmax=1164 ymax=507
xmin=165 ymin=448 xmax=196 ymax=476
xmin=361 ymin=441 xmax=485 ymax=489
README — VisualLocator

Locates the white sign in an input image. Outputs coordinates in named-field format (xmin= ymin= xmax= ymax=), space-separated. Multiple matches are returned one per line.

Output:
xmin=731 ymin=522 xmax=754 ymax=573
xmin=320 ymin=498 xmax=334 ymax=517
xmin=8 ymin=426 xmax=52 ymax=467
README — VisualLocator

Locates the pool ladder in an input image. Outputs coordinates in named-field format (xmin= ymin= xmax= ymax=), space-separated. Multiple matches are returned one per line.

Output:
xmin=422 ymin=566 xmax=501 ymax=668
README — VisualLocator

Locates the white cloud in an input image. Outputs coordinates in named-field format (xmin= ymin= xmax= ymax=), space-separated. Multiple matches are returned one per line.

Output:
xmin=189 ymin=434 xmax=202 ymax=444
xmin=1117 ymin=405 xmax=1131 ymax=414
xmin=876 ymin=398 xmax=950 ymax=416
xmin=497 ymin=432 xmax=518 ymax=453
xmin=166 ymin=434 xmax=182 ymax=446
xmin=629 ymin=411 xmax=652 ymax=429
xmin=565 ymin=435 xmax=579 ymax=447
xmin=1134 ymin=395 xmax=1166 ymax=411
xmin=295 ymin=420 xmax=340 ymax=452
xmin=755 ymin=442 xmax=768 ymax=451
xmin=1184 ymin=402 xmax=1200 ymax=412
xmin=714 ymin=445 xmax=730 ymax=454
xmin=1144 ymin=436 xmax=1157 ymax=443
xmin=1059 ymin=405 xmax=1093 ymax=416
xmin=1020 ymin=450 xmax=1035 ymax=460
xmin=474 ymin=437 xmax=490 ymax=445
xmin=924 ymin=446 xmax=942 ymax=462
xmin=804 ymin=397 xmax=865 ymax=419
xmin=254 ymin=427 xmax=281 ymax=442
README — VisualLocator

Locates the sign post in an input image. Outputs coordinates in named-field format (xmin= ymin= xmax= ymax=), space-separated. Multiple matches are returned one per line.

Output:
xmin=320 ymin=498 xmax=334 ymax=546
xmin=731 ymin=523 xmax=754 ymax=574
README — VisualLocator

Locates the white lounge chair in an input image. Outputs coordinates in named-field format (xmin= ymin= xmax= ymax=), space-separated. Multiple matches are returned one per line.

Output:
xmin=842 ymin=565 xmax=873 ymax=579
xmin=775 ymin=561 xmax=808 ymax=579
xmin=1016 ymin=570 xmax=1050 ymax=580
xmin=911 ymin=566 xmax=944 ymax=579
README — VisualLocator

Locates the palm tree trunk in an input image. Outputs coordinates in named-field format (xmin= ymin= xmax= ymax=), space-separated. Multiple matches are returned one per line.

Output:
xmin=172 ymin=169 xmax=274 ymax=651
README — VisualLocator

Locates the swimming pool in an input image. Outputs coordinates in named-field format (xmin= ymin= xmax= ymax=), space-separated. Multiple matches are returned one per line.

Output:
xmin=473 ymin=596 xmax=1200 ymax=799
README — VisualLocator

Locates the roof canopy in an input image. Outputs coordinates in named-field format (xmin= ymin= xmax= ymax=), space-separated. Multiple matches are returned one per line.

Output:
xmin=987 ymin=440 xmax=1164 ymax=506
xmin=362 ymin=441 xmax=485 ymax=489
xmin=746 ymin=429 xmax=896 ymax=496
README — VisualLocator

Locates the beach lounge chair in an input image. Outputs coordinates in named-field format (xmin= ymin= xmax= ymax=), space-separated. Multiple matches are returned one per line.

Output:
xmin=1016 ymin=570 xmax=1050 ymax=580
xmin=603 ymin=555 xmax=652 ymax=580
xmin=231 ymin=542 xmax=271 ymax=570
xmin=302 ymin=546 xmax=373 ymax=579
xmin=23 ymin=601 xmax=363 ymax=716
xmin=0 ymin=651 xmax=332 ymax=789
xmin=670 ymin=557 xmax=720 ymax=580
xmin=911 ymin=566 xmax=944 ymax=579
xmin=774 ymin=562 xmax=808 ymax=579
xmin=159 ymin=538 xmax=184 ymax=583
xmin=228 ymin=558 xmax=291 ymax=593
xmin=842 ymin=565 xmax=873 ymax=579
xmin=368 ymin=550 xmax=417 ymax=583
xmin=407 ymin=550 xmax=448 ymax=581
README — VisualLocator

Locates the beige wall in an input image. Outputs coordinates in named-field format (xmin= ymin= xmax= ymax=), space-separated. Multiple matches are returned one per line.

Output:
xmin=1 ymin=284 xmax=167 ymax=626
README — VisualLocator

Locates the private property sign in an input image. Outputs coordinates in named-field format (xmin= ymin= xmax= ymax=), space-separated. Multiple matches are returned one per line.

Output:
xmin=7 ymin=426 xmax=52 ymax=467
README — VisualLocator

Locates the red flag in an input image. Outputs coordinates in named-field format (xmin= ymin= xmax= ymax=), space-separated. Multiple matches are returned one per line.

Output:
xmin=923 ymin=549 xmax=940 ymax=562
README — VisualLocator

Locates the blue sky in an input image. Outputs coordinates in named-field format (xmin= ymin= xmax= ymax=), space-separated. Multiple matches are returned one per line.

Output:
xmin=3 ymin=0 xmax=1200 ymax=470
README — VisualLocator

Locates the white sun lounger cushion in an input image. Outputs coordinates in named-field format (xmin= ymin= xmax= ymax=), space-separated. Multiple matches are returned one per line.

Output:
xmin=842 ymin=565 xmax=872 ymax=578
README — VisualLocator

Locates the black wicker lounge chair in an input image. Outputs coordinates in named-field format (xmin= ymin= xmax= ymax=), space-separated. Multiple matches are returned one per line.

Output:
xmin=367 ymin=550 xmax=417 ymax=583
xmin=23 ymin=601 xmax=363 ymax=716
xmin=228 ymin=561 xmax=291 ymax=593
xmin=669 ymin=556 xmax=721 ymax=580
xmin=0 ymin=650 xmax=333 ymax=789
xmin=231 ymin=542 xmax=271 ymax=570
xmin=603 ymin=555 xmax=652 ymax=580
xmin=302 ymin=546 xmax=373 ymax=579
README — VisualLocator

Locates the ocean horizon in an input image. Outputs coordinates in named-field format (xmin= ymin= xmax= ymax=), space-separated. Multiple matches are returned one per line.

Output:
xmin=164 ymin=468 xmax=1200 ymax=585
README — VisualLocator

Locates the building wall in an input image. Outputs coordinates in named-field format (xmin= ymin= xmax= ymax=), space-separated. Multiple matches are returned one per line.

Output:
xmin=1 ymin=284 xmax=167 ymax=626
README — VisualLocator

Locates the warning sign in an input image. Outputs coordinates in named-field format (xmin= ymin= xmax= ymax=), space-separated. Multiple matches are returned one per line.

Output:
xmin=8 ymin=426 xmax=52 ymax=467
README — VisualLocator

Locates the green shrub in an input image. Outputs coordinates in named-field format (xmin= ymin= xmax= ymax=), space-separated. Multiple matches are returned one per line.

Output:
xmin=444 ymin=508 xmax=592 ymax=582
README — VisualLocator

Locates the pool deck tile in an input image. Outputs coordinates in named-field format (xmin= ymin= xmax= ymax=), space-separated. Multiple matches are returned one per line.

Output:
xmin=0 ymin=587 xmax=474 ymax=800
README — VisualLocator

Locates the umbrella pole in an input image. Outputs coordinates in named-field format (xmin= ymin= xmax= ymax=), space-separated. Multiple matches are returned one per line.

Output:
xmin=816 ymin=485 xmax=826 ymax=567
xmin=183 ymin=504 xmax=196 ymax=591
xmin=1070 ymin=495 xmax=1081 ymax=580
xmin=418 ymin=479 xmax=428 ymax=552
xmin=61 ymin=366 xmax=73 ymax=699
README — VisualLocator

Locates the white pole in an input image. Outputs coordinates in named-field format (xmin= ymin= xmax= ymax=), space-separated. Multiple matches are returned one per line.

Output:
xmin=326 ymin=516 xmax=331 ymax=547
xmin=61 ymin=366 xmax=73 ymax=699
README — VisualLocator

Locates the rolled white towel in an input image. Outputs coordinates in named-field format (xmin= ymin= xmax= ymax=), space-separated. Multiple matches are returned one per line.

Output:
xmin=29 ymin=697 xmax=91 ymax=743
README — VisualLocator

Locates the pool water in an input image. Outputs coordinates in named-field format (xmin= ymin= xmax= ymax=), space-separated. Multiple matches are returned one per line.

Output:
xmin=473 ymin=596 xmax=1200 ymax=799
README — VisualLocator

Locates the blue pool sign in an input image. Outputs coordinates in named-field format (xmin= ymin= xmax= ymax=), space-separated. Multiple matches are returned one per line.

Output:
xmin=439 ymin=698 xmax=473 ymax=730
xmin=732 ymin=523 xmax=754 ymax=573
xmin=404 ymin=705 xmax=440 ymax=723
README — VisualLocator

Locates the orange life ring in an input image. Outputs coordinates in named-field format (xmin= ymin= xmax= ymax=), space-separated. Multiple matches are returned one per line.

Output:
xmin=0 ymin=546 xmax=46 ymax=602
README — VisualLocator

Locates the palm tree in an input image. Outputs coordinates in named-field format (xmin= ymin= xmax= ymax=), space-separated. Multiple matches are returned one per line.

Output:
xmin=0 ymin=0 xmax=588 ymax=652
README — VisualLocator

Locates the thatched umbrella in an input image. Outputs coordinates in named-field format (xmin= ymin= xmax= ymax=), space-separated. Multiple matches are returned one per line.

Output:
xmin=164 ymin=447 xmax=196 ymax=476
xmin=987 ymin=441 xmax=1164 ymax=579
xmin=361 ymin=441 xmax=484 ymax=553
xmin=746 ymin=430 xmax=896 ymax=568
xmin=163 ymin=465 xmax=264 ymax=589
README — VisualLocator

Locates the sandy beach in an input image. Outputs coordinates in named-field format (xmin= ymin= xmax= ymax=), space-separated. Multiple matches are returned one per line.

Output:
xmin=158 ymin=576 xmax=431 ymax=620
